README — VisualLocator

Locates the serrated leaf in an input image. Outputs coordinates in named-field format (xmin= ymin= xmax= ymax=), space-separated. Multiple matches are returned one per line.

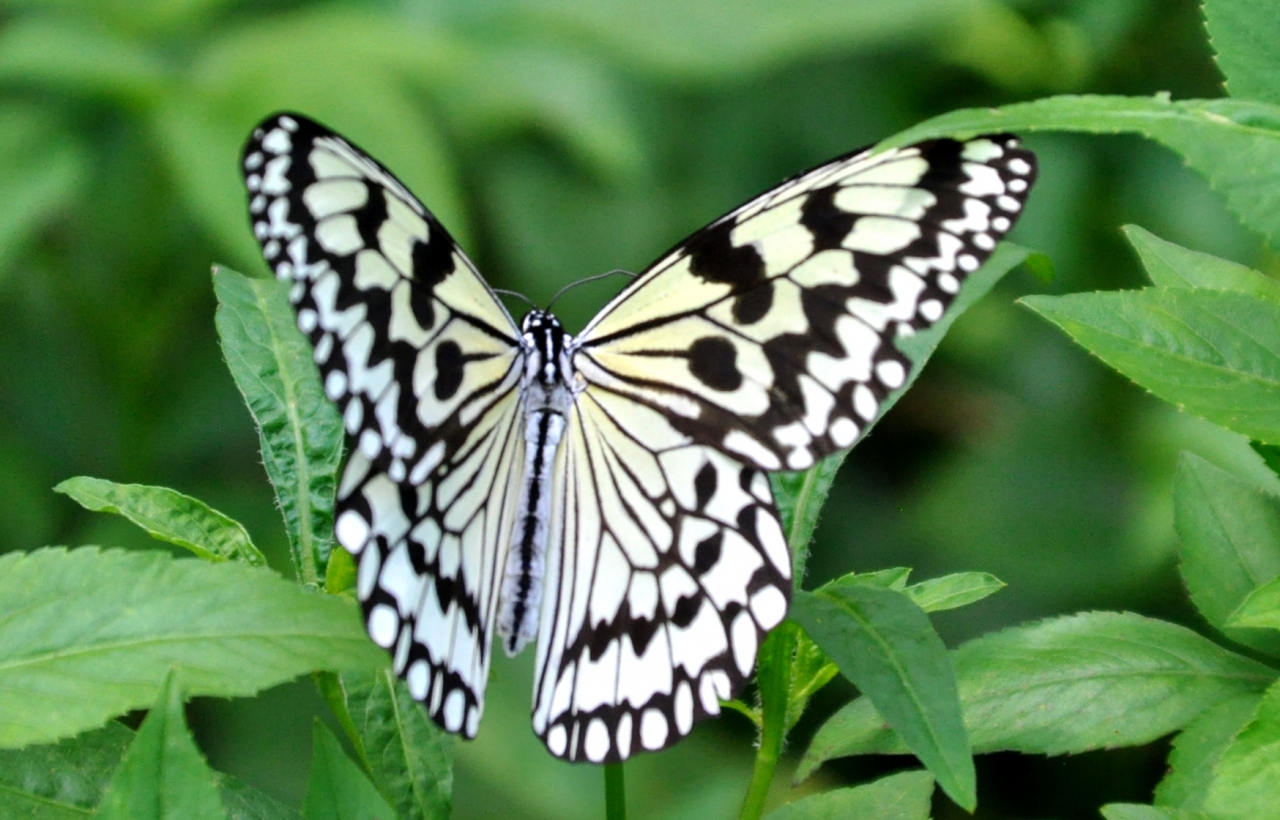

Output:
xmin=791 ymin=585 xmax=972 ymax=810
xmin=342 ymin=669 xmax=453 ymax=820
xmin=764 ymin=770 xmax=934 ymax=820
xmin=1203 ymin=0 xmax=1280 ymax=104
xmin=55 ymin=476 xmax=265 ymax=567
xmin=1205 ymin=680 xmax=1280 ymax=819
xmin=303 ymin=722 xmax=397 ymax=820
xmin=1174 ymin=452 xmax=1280 ymax=654
xmin=1155 ymin=694 xmax=1261 ymax=810
xmin=1122 ymin=225 xmax=1280 ymax=296
xmin=214 ymin=267 xmax=344 ymax=585
xmin=0 ymin=547 xmax=385 ymax=749
xmin=770 ymin=242 xmax=1028 ymax=581
xmin=797 ymin=612 xmax=1276 ymax=780
xmin=94 ymin=673 xmax=226 ymax=820
xmin=903 ymin=572 xmax=1005 ymax=613
xmin=1023 ymin=288 xmax=1280 ymax=444
xmin=887 ymin=95 xmax=1280 ymax=246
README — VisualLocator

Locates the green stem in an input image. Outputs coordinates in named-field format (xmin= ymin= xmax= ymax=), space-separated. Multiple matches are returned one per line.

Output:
xmin=738 ymin=629 xmax=793 ymax=820
xmin=604 ymin=762 xmax=626 ymax=820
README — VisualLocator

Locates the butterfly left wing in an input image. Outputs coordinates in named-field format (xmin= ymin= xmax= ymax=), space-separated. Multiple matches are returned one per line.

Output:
xmin=530 ymin=386 xmax=791 ymax=763
xmin=242 ymin=113 xmax=527 ymax=737
xmin=574 ymin=135 xmax=1036 ymax=472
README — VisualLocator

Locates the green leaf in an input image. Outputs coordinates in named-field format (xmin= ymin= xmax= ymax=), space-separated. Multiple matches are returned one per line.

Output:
xmin=1203 ymin=0 xmax=1280 ymax=104
xmin=797 ymin=612 xmax=1276 ymax=780
xmin=1122 ymin=225 xmax=1280 ymax=297
xmin=1174 ymin=452 xmax=1280 ymax=653
xmin=1023 ymin=288 xmax=1280 ymax=444
xmin=1206 ymin=680 xmax=1280 ymax=818
xmin=217 ymin=776 xmax=302 ymax=820
xmin=55 ymin=476 xmax=265 ymax=567
xmin=903 ymin=572 xmax=1005 ymax=613
xmin=785 ymin=629 xmax=839 ymax=732
xmin=0 ymin=721 xmax=132 ymax=818
xmin=342 ymin=669 xmax=453 ymax=820
xmin=1229 ymin=576 xmax=1280 ymax=629
xmin=1155 ymin=694 xmax=1261 ymax=810
xmin=95 ymin=673 xmax=226 ymax=820
xmin=213 ymin=267 xmax=344 ymax=585
xmin=0 ymin=722 xmax=298 ymax=820
xmin=829 ymin=567 xmax=912 ymax=591
xmin=770 ymin=455 xmax=844 ymax=585
xmin=887 ymin=95 xmax=1280 ymax=246
xmin=303 ymin=722 xmax=397 ymax=820
xmin=1100 ymin=805 xmax=1215 ymax=820
xmin=0 ymin=547 xmax=386 ymax=749
xmin=764 ymin=770 xmax=934 ymax=820
xmin=1253 ymin=441 xmax=1280 ymax=479
xmin=791 ymin=585 xmax=973 ymax=810
xmin=770 ymin=241 xmax=1029 ymax=582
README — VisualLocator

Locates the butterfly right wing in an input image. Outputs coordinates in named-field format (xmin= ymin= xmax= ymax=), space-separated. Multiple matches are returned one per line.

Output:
xmin=242 ymin=112 xmax=526 ymax=735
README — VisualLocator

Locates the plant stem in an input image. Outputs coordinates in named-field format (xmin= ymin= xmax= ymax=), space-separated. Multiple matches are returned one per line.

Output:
xmin=738 ymin=715 xmax=784 ymax=820
xmin=738 ymin=629 xmax=793 ymax=820
xmin=605 ymin=762 xmax=626 ymax=820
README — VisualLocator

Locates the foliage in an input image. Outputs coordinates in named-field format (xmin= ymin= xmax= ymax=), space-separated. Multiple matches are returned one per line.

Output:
xmin=0 ymin=0 xmax=1279 ymax=818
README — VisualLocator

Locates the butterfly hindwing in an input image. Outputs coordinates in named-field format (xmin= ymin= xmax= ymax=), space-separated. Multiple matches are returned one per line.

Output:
xmin=531 ymin=388 xmax=791 ymax=762
xmin=575 ymin=136 xmax=1037 ymax=472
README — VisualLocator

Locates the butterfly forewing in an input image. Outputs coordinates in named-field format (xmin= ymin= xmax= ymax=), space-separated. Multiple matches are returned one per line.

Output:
xmin=243 ymin=113 xmax=526 ymax=736
xmin=576 ymin=135 xmax=1037 ymax=473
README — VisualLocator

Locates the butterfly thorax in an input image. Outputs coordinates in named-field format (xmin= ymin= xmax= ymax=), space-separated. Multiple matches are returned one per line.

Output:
xmin=498 ymin=310 xmax=576 ymax=656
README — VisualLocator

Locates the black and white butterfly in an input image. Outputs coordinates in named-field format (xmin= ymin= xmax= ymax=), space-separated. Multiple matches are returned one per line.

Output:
xmin=241 ymin=113 xmax=1035 ymax=763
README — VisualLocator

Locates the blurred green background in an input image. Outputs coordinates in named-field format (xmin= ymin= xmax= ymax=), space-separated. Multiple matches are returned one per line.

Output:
xmin=0 ymin=0 xmax=1270 ymax=818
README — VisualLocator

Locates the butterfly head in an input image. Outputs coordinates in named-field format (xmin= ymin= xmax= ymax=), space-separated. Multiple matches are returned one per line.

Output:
xmin=521 ymin=309 xmax=575 ymax=392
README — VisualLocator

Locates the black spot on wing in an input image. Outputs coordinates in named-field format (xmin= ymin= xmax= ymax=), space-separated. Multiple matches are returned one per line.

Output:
xmin=694 ymin=462 xmax=717 ymax=509
xmin=799 ymin=186 xmax=857 ymax=251
xmin=731 ymin=280 xmax=774 ymax=324
xmin=412 ymin=229 xmax=455 ymax=289
xmin=671 ymin=595 xmax=700 ymax=628
xmin=435 ymin=340 xmax=465 ymax=400
xmin=688 ymin=336 xmax=742 ymax=391
xmin=693 ymin=531 xmax=722 ymax=575
xmin=688 ymin=220 xmax=765 ymax=287
xmin=353 ymin=184 xmax=390 ymax=247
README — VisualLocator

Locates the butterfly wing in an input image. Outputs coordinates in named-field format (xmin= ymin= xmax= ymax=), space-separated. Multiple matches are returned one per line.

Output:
xmin=531 ymin=387 xmax=791 ymax=762
xmin=242 ymin=113 xmax=525 ymax=735
xmin=575 ymin=135 xmax=1037 ymax=472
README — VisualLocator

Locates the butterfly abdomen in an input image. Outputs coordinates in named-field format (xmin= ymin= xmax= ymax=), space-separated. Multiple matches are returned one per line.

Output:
xmin=499 ymin=311 xmax=575 ymax=655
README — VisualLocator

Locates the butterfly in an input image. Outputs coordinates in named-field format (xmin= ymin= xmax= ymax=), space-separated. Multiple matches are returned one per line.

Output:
xmin=241 ymin=113 xmax=1035 ymax=763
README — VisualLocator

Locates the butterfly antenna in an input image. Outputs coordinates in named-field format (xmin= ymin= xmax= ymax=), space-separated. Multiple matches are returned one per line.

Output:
xmin=546 ymin=269 xmax=638 ymax=311
xmin=492 ymin=288 xmax=537 ymax=310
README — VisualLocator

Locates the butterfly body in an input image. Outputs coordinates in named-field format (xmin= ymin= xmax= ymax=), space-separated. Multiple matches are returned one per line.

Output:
xmin=242 ymin=113 xmax=1036 ymax=763
xmin=500 ymin=310 xmax=575 ymax=656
